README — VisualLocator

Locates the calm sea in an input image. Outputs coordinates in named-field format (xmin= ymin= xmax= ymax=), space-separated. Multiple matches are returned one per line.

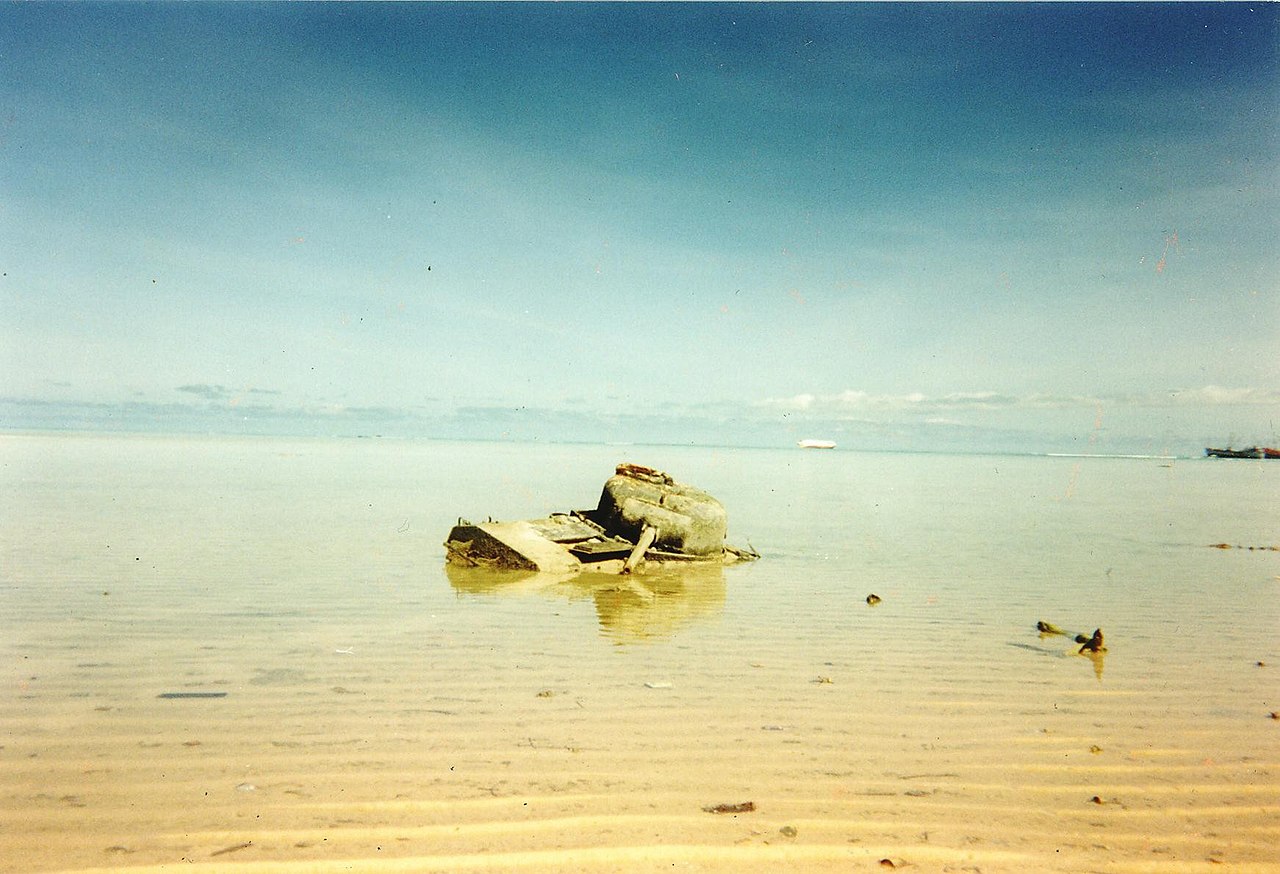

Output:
xmin=2 ymin=433 xmax=1276 ymax=872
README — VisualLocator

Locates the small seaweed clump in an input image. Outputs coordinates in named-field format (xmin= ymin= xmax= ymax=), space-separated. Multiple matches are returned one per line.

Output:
xmin=1078 ymin=629 xmax=1106 ymax=654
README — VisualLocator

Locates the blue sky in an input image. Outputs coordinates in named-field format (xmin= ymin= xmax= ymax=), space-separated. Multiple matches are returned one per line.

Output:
xmin=2 ymin=3 xmax=1277 ymax=452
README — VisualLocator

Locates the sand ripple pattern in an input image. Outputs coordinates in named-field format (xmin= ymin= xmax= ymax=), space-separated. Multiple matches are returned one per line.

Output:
xmin=1 ymin=435 xmax=1277 ymax=872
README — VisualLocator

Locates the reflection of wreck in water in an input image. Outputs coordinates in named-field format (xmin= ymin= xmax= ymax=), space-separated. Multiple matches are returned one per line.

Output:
xmin=444 ymin=562 xmax=727 ymax=643
xmin=442 ymin=464 xmax=752 ymax=641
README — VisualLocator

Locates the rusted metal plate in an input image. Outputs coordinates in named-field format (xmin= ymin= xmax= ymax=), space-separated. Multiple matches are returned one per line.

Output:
xmin=527 ymin=514 xmax=604 ymax=543
xmin=569 ymin=538 xmax=634 ymax=560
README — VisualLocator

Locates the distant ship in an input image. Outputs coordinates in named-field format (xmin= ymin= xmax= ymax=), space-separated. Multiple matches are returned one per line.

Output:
xmin=797 ymin=439 xmax=836 ymax=450
xmin=1204 ymin=446 xmax=1279 ymax=459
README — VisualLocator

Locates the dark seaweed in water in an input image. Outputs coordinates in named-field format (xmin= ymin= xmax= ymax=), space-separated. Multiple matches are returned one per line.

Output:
xmin=1078 ymin=629 xmax=1106 ymax=653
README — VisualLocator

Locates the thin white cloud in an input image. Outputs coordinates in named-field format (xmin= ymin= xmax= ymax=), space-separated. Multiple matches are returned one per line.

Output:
xmin=1153 ymin=386 xmax=1280 ymax=407
xmin=767 ymin=393 xmax=816 ymax=411
xmin=757 ymin=390 xmax=1023 ymax=414
xmin=757 ymin=386 xmax=1280 ymax=417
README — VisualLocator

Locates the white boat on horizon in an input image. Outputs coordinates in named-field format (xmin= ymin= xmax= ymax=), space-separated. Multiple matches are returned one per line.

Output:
xmin=797 ymin=439 xmax=837 ymax=450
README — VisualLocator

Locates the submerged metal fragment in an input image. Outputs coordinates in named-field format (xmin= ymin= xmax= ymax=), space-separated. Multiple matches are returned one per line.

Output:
xmin=444 ymin=463 xmax=757 ymax=575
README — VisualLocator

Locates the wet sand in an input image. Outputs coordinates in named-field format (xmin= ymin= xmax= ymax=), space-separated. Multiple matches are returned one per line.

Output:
xmin=1 ymin=434 xmax=1277 ymax=872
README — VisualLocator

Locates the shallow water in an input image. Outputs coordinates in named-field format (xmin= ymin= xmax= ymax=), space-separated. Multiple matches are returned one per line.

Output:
xmin=1 ymin=434 xmax=1277 ymax=872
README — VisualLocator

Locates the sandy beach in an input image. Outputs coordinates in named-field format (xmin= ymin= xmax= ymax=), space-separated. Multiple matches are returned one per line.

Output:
xmin=2 ymin=434 xmax=1277 ymax=872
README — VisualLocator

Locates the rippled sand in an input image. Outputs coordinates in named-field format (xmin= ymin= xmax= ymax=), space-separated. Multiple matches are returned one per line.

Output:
xmin=2 ymin=435 xmax=1276 ymax=872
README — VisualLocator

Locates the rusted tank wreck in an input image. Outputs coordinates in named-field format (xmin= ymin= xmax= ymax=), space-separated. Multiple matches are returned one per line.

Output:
xmin=444 ymin=463 xmax=758 ymax=575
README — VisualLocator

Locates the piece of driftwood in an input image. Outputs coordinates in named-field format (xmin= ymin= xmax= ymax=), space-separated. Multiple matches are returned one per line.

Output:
xmin=210 ymin=841 xmax=252 ymax=857
xmin=622 ymin=525 xmax=658 ymax=575
xmin=703 ymin=801 xmax=755 ymax=814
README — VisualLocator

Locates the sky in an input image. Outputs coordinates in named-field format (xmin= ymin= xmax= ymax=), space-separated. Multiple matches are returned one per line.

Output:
xmin=2 ymin=2 xmax=1278 ymax=453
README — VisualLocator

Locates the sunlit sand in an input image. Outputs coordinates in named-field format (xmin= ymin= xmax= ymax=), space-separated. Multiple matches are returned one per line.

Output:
xmin=2 ymin=434 xmax=1276 ymax=872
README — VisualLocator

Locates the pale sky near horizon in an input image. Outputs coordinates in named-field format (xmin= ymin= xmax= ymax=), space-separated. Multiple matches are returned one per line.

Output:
xmin=3 ymin=3 xmax=1278 ymax=451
